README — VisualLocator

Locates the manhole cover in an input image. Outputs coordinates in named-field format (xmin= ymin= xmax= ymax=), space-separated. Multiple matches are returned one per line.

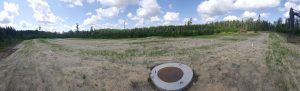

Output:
xmin=158 ymin=67 xmax=183 ymax=83
xmin=150 ymin=63 xmax=193 ymax=91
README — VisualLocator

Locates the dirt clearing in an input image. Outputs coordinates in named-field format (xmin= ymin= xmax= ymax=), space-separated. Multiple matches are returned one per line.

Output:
xmin=0 ymin=32 xmax=299 ymax=91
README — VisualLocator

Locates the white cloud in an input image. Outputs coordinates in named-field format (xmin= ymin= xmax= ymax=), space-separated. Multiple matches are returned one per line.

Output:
xmin=60 ymin=0 xmax=97 ymax=7
xmin=0 ymin=2 xmax=19 ymax=24
xmin=164 ymin=12 xmax=180 ymax=21
xmin=44 ymin=23 xmax=74 ymax=32
xmin=234 ymin=0 xmax=280 ymax=10
xmin=242 ymin=11 xmax=258 ymax=19
xmin=28 ymin=0 xmax=62 ymax=24
xmin=127 ymin=12 xmax=133 ymax=18
xmin=61 ymin=0 xmax=84 ymax=7
xmin=83 ymin=0 xmax=137 ymax=27
xmin=98 ymin=0 xmax=138 ymax=8
xmin=223 ymin=15 xmax=239 ymax=21
xmin=204 ymin=17 xmax=217 ymax=23
xmin=197 ymin=0 xmax=280 ymax=23
xmin=90 ymin=23 xmax=120 ymax=29
xmin=20 ymin=21 xmax=32 ymax=28
xmin=283 ymin=1 xmax=300 ymax=18
xmin=150 ymin=16 xmax=161 ymax=22
xmin=83 ymin=7 xmax=120 ymax=26
xmin=162 ymin=12 xmax=180 ymax=25
xmin=83 ymin=15 xmax=101 ymax=26
xmin=3 ymin=2 xmax=19 ymax=15
xmin=183 ymin=18 xmax=189 ymax=22
xmin=96 ymin=7 xmax=120 ymax=17
xmin=86 ymin=12 xmax=92 ymax=16
xmin=289 ymin=0 xmax=300 ymax=3
xmin=197 ymin=0 xmax=234 ymax=23
xmin=197 ymin=0 xmax=234 ymax=17
xmin=87 ymin=0 xmax=95 ymax=4
xmin=136 ymin=0 xmax=162 ymax=18
xmin=83 ymin=0 xmax=163 ymax=28
xmin=0 ymin=23 xmax=18 ymax=29
xmin=118 ymin=19 xmax=128 ymax=26
xmin=183 ymin=18 xmax=198 ymax=24
xmin=129 ymin=0 xmax=163 ymax=27
xmin=260 ymin=13 xmax=271 ymax=19
xmin=102 ymin=23 xmax=120 ymax=29
xmin=0 ymin=12 xmax=13 ymax=24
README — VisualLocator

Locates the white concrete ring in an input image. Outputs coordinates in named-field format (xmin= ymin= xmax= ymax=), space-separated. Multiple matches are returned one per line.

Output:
xmin=150 ymin=63 xmax=193 ymax=91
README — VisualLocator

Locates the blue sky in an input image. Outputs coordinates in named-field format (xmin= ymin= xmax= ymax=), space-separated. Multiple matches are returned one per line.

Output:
xmin=0 ymin=0 xmax=299 ymax=32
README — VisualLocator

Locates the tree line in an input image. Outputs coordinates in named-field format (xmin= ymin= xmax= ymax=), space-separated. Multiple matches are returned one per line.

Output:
xmin=61 ymin=18 xmax=275 ymax=38
xmin=0 ymin=26 xmax=59 ymax=50
xmin=0 ymin=17 xmax=299 ymax=50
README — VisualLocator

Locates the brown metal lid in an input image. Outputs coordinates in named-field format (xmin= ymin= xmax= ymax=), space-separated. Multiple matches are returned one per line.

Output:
xmin=157 ymin=67 xmax=183 ymax=83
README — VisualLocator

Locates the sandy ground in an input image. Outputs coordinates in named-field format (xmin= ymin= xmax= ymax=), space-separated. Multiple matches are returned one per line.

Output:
xmin=0 ymin=32 xmax=299 ymax=91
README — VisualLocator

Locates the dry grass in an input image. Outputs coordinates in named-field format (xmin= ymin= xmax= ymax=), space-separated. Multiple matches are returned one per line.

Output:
xmin=0 ymin=32 xmax=300 ymax=91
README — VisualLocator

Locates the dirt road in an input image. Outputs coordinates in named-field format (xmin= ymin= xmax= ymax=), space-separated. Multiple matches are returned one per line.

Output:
xmin=0 ymin=32 xmax=299 ymax=91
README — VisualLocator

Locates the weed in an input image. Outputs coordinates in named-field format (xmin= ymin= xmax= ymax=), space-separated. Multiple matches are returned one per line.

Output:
xmin=18 ymin=40 xmax=36 ymax=56
xmin=128 ymin=39 xmax=173 ymax=45
xmin=266 ymin=33 xmax=289 ymax=72
xmin=37 ymin=39 xmax=49 ymax=43
xmin=266 ymin=33 xmax=299 ymax=90
xmin=82 ymin=75 xmax=86 ymax=79
xmin=276 ymin=79 xmax=289 ymax=91
xmin=37 ymin=39 xmax=73 ymax=52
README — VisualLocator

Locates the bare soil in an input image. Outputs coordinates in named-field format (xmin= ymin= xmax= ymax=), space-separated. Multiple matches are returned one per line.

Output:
xmin=0 ymin=32 xmax=299 ymax=91
xmin=0 ymin=45 xmax=18 ymax=61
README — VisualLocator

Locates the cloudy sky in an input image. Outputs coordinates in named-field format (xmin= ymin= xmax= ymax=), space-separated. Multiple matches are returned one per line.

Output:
xmin=0 ymin=0 xmax=299 ymax=32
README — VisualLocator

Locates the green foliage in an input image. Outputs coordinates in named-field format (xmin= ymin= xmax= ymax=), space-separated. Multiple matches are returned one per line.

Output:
xmin=0 ymin=18 xmax=299 ymax=52
xmin=61 ymin=19 xmax=273 ymax=39
xmin=0 ymin=27 xmax=59 ymax=51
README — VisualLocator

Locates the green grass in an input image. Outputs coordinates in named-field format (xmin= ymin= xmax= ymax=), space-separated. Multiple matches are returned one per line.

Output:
xmin=0 ymin=39 xmax=22 ymax=52
xmin=190 ymin=32 xmax=234 ymax=39
xmin=18 ymin=40 xmax=36 ymax=56
xmin=221 ymin=37 xmax=246 ymax=41
xmin=128 ymin=39 xmax=173 ymax=44
xmin=37 ymin=39 xmax=49 ymax=43
xmin=37 ymin=39 xmax=73 ymax=52
xmin=266 ymin=33 xmax=289 ymax=72
xmin=175 ymin=43 xmax=224 ymax=56
xmin=78 ymin=41 xmax=226 ymax=65
xmin=191 ymin=32 xmax=259 ymax=39
xmin=79 ymin=47 xmax=168 ymax=59
xmin=63 ymin=32 xmax=255 ymax=65
xmin=266 ymin=32 xmax=299 ymax=91
xmin=276 ymin=79 xmax=289 ymax=91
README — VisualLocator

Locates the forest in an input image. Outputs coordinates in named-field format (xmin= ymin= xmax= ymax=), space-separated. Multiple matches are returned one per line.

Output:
xmin=0 ymin=18 xmax=299 ymax=51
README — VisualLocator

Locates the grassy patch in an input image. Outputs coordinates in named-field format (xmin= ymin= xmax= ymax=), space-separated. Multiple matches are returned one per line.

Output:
xmin=0 ymin=39 xmax=22 ymax=52
xmin=37 ymin=39 xmax=73 ymax=52
xmin=266 ymin=33 xmax=289 ymax=72
xmin=190 ymin=32 xmax=235 ymax=39
xmin=266 ymin=33 xmax=299 ymax=91
xmin=191 ymin=34 xmax=221 ymax=39
xmin=221 ymin=37 xmax=246 ymax=41
xmin=37 ymin=39 xmax=49 ymax=43
xmin=276 ymin=79 xmax=289 ymax=91
xmin=18 ymin=40 xmax=35 ymax=56
xmin=128 ymin=39 xmax=173 ymax=45
xmin=79 ymin=47 xmax=168 ymax=59
xmin=79 ymin=41 xmax=226 ymax=64
xmin=175 ymin=43 xmax=224 ymax=56
xmin=191 ymin=32 xmax=259 ymax=39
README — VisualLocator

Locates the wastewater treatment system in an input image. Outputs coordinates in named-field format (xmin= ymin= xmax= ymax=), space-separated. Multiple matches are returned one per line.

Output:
xmin=288 ymin=8 xmax=300 ymax=42
xmin=150 ymin=63 xmax=194 ymax=91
